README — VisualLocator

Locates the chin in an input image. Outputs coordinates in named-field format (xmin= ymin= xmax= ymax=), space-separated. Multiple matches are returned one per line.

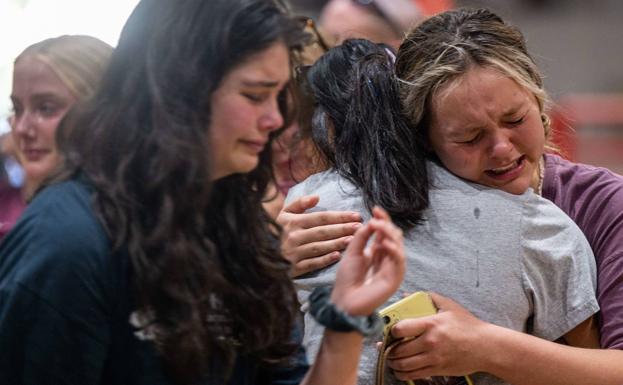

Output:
xmin=497 ymin=180 xmax=532 ymax=195
xmin=235 ymin=159 xmax=260 ymax=175
xmin=24 ymin=163 xmax=55 ymax=180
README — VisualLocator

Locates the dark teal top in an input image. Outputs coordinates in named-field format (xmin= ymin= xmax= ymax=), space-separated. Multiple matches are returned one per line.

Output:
xmin=0 ymin=179 xmax=309 ymax=385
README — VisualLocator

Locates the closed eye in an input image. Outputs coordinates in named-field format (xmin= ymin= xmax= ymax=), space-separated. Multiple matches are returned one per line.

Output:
xmin=243 ymin=92 xmax=269 ymax=103
xmin=507 ymin=113 xmax=527 ymax=126
xmin=458 ymin=132 xmax=482 ymax=145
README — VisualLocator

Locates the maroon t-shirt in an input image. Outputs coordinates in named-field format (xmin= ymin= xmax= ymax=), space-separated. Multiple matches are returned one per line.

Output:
xmin=0 ymin=180 xmax=25 ymax=241
xmin=542 ymin=154 xmax=623 ymax=349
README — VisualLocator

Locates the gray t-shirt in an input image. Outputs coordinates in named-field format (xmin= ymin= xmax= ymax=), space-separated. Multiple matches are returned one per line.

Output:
xmin=286 ymin=162 xmax=598 ymax=385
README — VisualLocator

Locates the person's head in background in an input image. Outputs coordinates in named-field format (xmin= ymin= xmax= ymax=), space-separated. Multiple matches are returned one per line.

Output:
xmin=303 ymin=38 xmax=429 ymax=229
xmin=10 ymin=35 xmax=112 ymax=198
xmin=395 ymin=8 xmax=550 ymax=195
xmin=264 ymin=17 xmax=331 ymax=218
xmin=319 ymin=0 xmax=453 ymax=48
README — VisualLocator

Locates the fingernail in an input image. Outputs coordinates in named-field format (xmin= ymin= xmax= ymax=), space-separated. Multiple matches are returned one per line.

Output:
xmin=352 ymin=223 xmax=363 ymax=229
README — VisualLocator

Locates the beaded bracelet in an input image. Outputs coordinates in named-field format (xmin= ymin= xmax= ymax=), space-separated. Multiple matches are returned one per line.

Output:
xmin=309 ymin=286 xmax=383 ymax=337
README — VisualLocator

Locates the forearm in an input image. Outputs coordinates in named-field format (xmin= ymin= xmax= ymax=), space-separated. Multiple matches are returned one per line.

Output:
xmin=482 ymin=323 xmax=623 ymax=385
xmin=301 ymin=330 xmax=363 ymax=385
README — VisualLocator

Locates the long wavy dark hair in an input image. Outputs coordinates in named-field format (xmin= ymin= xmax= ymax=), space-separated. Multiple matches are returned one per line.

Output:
xmin=305 ymin=39 xmax=429 ymax=229
xmin=56 ymin=0 xmax=306 ymax=382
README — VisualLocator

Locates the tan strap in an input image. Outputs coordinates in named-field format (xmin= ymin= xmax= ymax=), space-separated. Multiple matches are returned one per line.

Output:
xmin=374 ymin=334 xmax=474 ymax=385
xmin=375 ymin=333 xmax=415 ymax=385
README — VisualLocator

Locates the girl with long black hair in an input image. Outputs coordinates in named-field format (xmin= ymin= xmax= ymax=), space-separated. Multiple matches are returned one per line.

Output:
xmin=0 ymin=1 xmax=405 ymax=384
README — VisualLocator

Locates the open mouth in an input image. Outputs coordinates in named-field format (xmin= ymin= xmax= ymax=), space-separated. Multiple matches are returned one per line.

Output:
xmin=485 ymin=155 xmax=525 ymax=179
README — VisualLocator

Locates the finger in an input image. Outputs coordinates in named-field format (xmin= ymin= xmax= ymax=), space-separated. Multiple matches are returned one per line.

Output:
xmin=387 ymin=351 xmax=432 ymax=373
xmin=428 ymin=292 xmax=459 ymax=312
xmin=290 ymin=235 xmax=354 ymax=260
xmin=291 ymin=211 xmax=362 ymax=229
xmin=387 ymin=337 xmax=427 ymax=359
xmin=368 ymin=224 xmax=403 ymax=264
xmin=372 ymin=238 xmax=403 ymax=269
xmin=344 ymin=223 xmax=375 ymax=258
xmin=291 ymin=251 xmax=341 ymax=277
xmin=392 ymin=366 xmax=438 ymax=382
xmin=372 ymin=206 xmax=391 ymax=221
xmin=391 ymin=317 xmax=433 ymax=340
xmin=282 ymin=195 xmax=320 ymax=214
xmin=368 ymin=217 xmax=403 ymax=244
xmin=288 ymin=223 xmax=361 ymax=246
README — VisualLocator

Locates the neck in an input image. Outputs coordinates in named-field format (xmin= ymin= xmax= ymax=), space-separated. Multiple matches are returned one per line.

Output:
xmin=531 ymin=155 xmax=544 ymax=194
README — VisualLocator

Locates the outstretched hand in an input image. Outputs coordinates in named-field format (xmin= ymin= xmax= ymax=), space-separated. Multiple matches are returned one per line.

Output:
xmin=330 ymin=207 xmax=405 ymax=317
xmin=386 ymin=292 xmax=491 ymax=380
xmin=278 ymin=195 xmax=362 ymax=277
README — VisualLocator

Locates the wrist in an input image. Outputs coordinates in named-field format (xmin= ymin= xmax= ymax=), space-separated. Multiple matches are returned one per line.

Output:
xmin=476 ymin=322 xmax=516 ymax=374
xmin=310 ymin=286 xmax=383 ymax=336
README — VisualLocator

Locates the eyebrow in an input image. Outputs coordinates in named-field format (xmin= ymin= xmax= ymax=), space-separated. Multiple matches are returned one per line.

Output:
xmin=241 ymin=80 xmax=281 ymax=88
xmin=448 ymin=126 xmax=480 ymax=140
xmin=11 ymin=93 xmax=67 ymax=103
xmin=502 ymin=106 xmax=523 ymax=117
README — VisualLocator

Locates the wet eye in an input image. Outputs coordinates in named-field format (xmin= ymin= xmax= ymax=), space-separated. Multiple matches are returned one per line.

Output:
xmin=243 ymin=92 xmax=268 ymax=103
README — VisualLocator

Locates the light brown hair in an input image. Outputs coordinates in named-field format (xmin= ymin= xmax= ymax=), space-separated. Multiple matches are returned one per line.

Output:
xmin=16 ymin=35 xmax=113 ymax=100
xmin=395 ymin=8 xmax=552 ymax=150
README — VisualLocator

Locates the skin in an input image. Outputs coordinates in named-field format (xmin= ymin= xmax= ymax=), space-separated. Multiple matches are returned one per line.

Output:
xmin=208 ymin=42 xmax=407 ymax=385
xmin=278 ymin=195 xmax=362 ymax=277
xmin=304 ymin=206 xmax=405 ymax=385
xmin=320 ymin=0 xmax=400 ymax=47
xmin=209 ymin=43 xmax=289 ymax=180
xmin=10 ymin=56 xmax=77 ymax=195
xmin=386 ymin=293 xmax=623 ymax=385
xmin=428 ymin=66 xmax=545 ymax=195
xmin=280 ymin=64 xmax=623 ymax=384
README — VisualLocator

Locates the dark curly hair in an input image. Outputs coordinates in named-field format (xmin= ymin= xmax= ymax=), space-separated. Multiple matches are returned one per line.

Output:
xmin=56 ymin=0 xmax=307 ymax=382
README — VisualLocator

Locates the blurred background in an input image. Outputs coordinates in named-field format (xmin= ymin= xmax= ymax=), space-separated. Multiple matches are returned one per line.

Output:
xmin=293 ymin=0 xmax=623 ymax=173
xmin=1 ymin=0 xmax=622 ymax=172
xmin=0 ymin=0 xmax=139 ymax=134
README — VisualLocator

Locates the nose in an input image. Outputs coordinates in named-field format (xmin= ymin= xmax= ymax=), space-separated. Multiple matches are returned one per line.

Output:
xmin=11 ymin=112 xmax=35 ymax=137
xmin=489 ymin=129 xmax=513 ymax=160
xmin=259 ymin=99 xmax=284 ymax=133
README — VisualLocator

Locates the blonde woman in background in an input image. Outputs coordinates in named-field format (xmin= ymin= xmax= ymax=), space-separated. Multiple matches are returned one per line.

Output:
xmin=9 ymin=35 xmax=112 ymax=200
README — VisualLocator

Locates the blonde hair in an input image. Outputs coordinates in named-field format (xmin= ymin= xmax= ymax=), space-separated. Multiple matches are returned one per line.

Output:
xmin=395 ymin=8 xmax=552 ymax=148
xmin=15 ymin=35 xmax=113 ymax=100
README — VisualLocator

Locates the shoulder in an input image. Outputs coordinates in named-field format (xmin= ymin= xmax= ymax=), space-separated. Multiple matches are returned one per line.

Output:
xmin=427 ymin=161 xmax=533 ymax=214
xmin=543 ymin=153 xmax=623 ymax=199
xmin=0 ymin=179 xmax=111 ymax=294
xmin=542 ymin=154 xmax=623 ymax=264
xmin=286 ymin=170 xmax=360 ymax=209
xmin=519 ymin=191 xmax=596 ymax=295
xmin=21 ymin=180 xmax=106 ymax=253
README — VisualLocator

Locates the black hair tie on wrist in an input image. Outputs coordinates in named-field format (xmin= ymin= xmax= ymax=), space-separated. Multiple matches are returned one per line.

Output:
xmin=309 ymin=286 xmax=383 ymax=336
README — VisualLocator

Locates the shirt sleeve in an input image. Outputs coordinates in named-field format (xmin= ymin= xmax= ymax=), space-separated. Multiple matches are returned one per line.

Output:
xmin=598 ymin=252 xmax=623 ymax=349
xmin=520 ymin=195 xmax=599 ymax=341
